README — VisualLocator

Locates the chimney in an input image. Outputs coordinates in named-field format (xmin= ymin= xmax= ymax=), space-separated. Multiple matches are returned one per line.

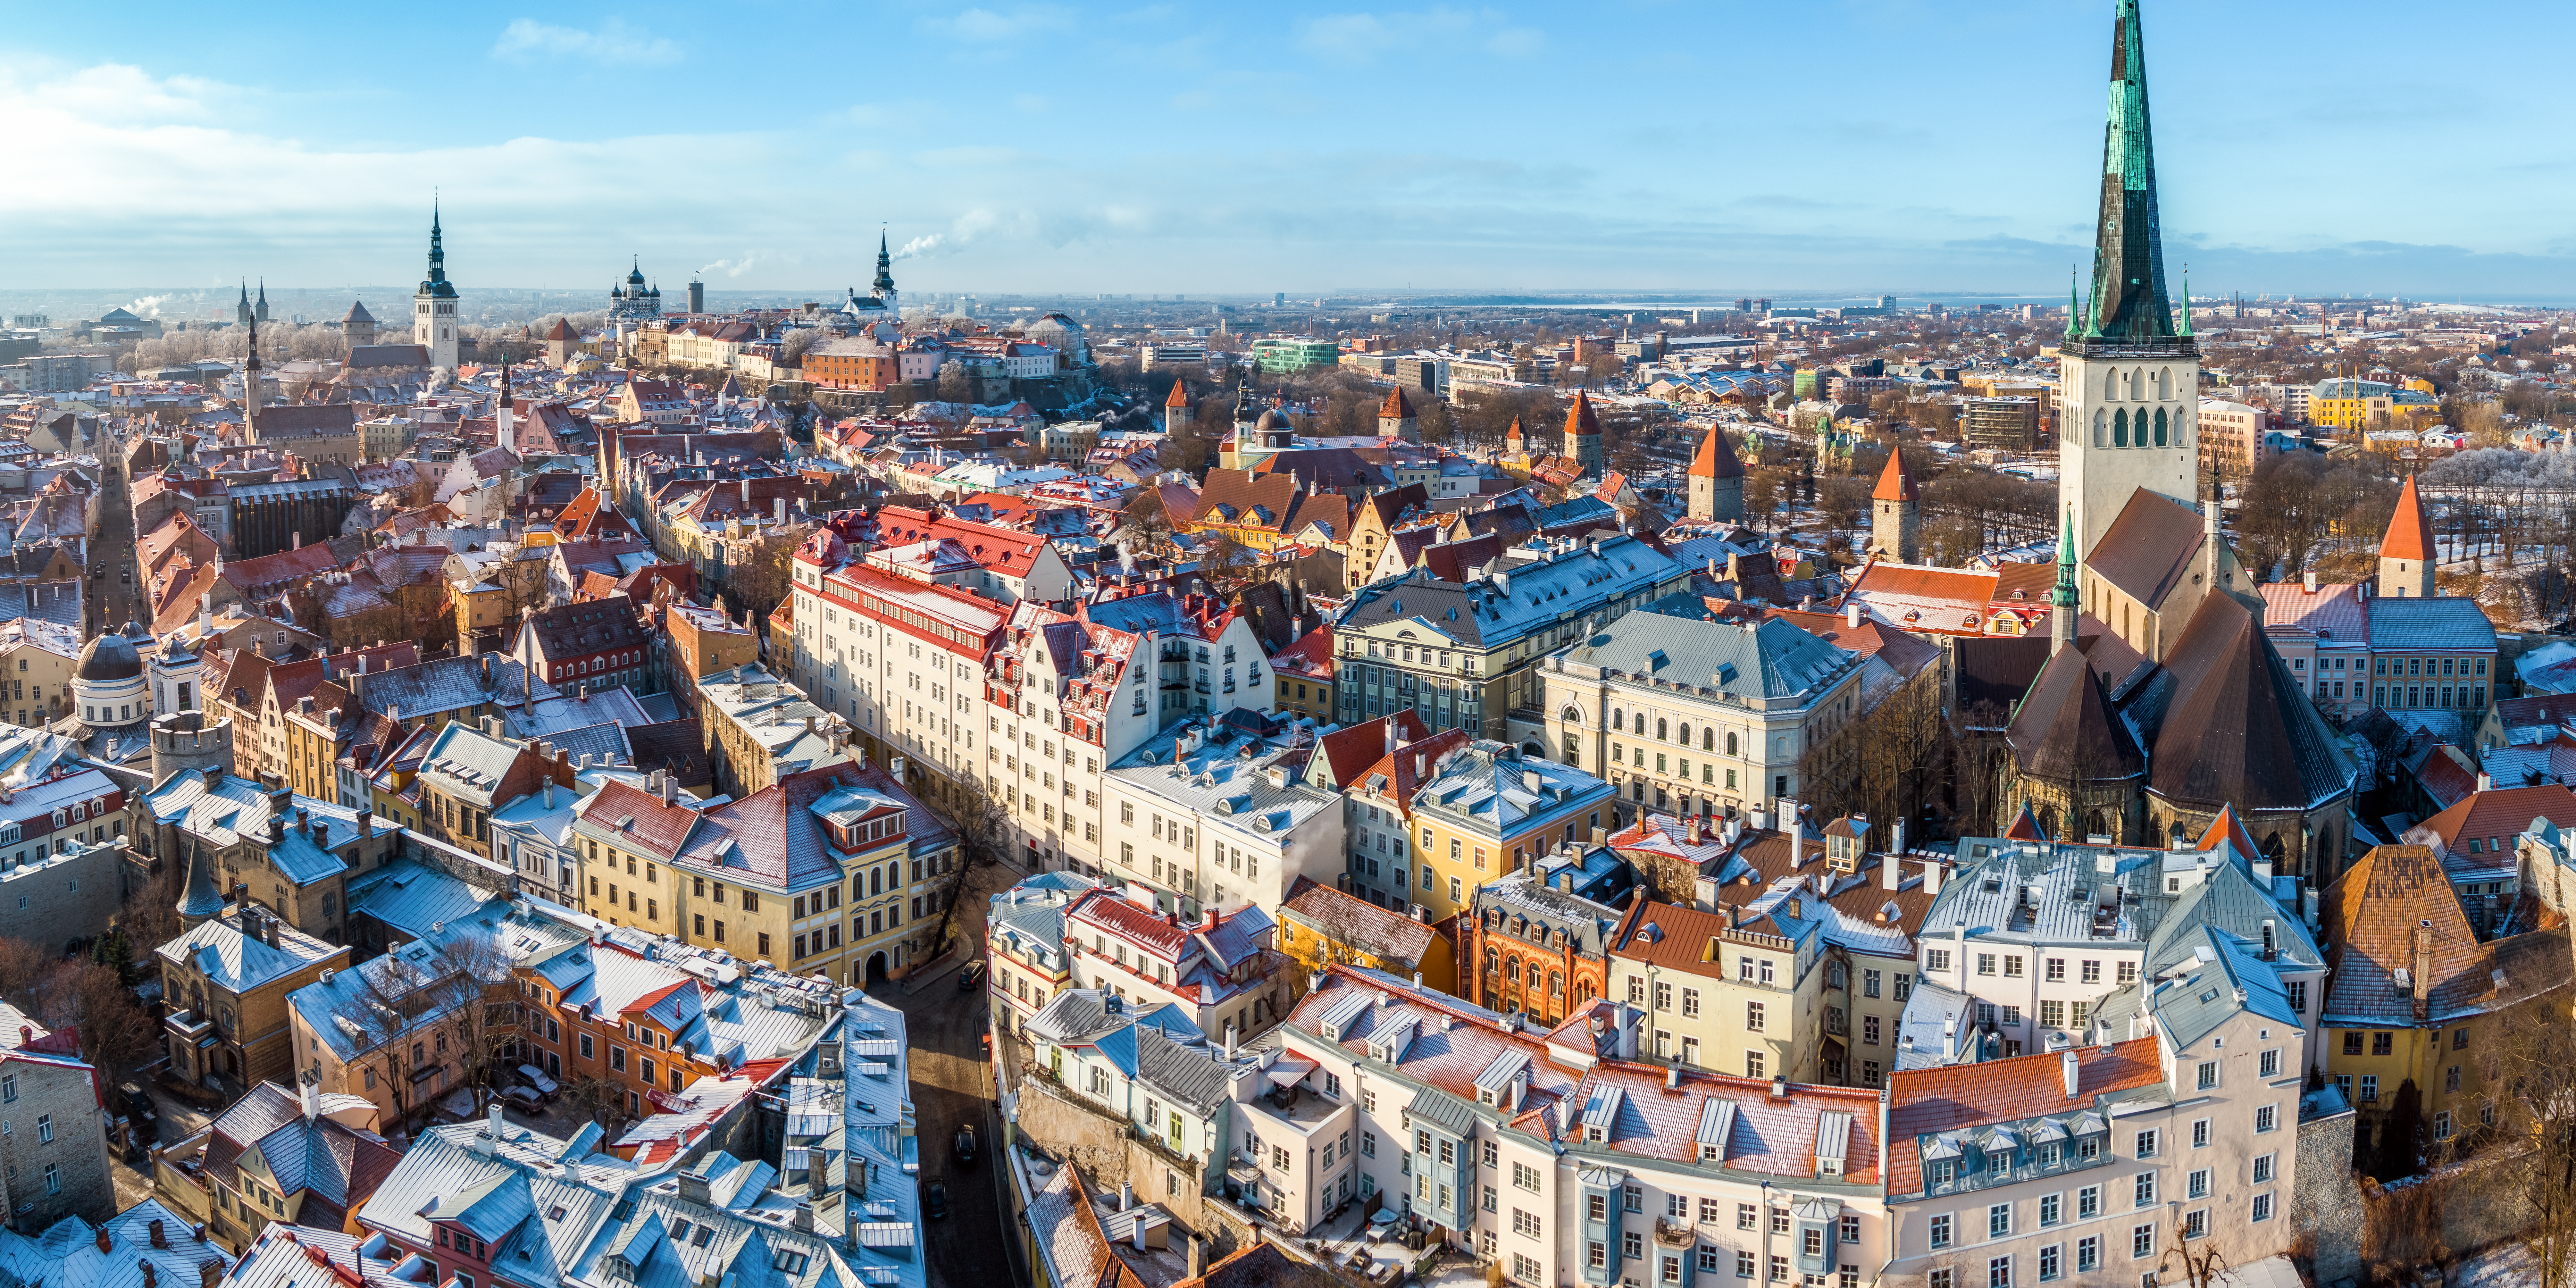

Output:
xmin=1224 ymin=1021 xmax=1237 ymax=1059
xmin=1187 ymin=1238 xmax=1203 ymax=1281
xmin=1881 ymin=852 xmax=1902 ymax=892
xmin=1119 ymin=1183 xmax=1133 ymax=1212
xmin=1844 ymin=601 xmax=1862 ymax=630
xmin=300 ymin=1069 xmax=319 ymax=1120
xmin=96 ymin=1228 xmax=110 ymax=1254
xmin=201 ymin=1263 xmax=221 ymax=1288
xmin=2260 ymin=918 xmax=2277 ymax=962
xmin=486 ymin=1100 xmax=505 ymax=1142
xmin=2304 ymin=570 xmax=2319 ymax=593
xmin=263 ymin=915 xmax=280 ymax=948
xmin=2477 ymin=771 xmax=2493 ymax=793
xmin=2413 ymin=921 xmax=2433 ymax=1016
xmin=142 ymin=1266 xmax=156 ymax=1288
xmin=150 ymin=1220 xmax=168 ymax=1250
xmin=1922 ymin=861 xmax=1945 ymax=897
xmin=2061 ymin=1048 xmax=2080 ymax=1099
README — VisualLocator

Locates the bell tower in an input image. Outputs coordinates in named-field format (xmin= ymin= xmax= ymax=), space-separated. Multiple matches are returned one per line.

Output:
xmin=2057 ymin=0 xmax=2198 ymax=562
xmin=414 ymin=203 xmax=460 ymax=373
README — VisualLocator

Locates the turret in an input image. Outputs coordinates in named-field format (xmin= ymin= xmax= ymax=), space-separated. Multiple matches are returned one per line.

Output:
xmin=1868 ymin=449 xmax=1920 ymax=564
xmin=2379 ymin=474 xmax=2436 ymax=598
xmin=2051 ymin=508 xmax=2080 ymax=655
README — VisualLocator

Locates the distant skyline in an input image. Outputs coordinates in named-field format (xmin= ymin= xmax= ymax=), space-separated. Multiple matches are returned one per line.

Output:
xmin=9 ymin=0 xmax=2576 ymax=302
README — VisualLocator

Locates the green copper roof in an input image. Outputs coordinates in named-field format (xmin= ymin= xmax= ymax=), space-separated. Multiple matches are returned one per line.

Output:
xmin=2052 ymin=507 xmax=2079 ymax=608
xmin=2084 ymin=0 xmax=2177 ymax=346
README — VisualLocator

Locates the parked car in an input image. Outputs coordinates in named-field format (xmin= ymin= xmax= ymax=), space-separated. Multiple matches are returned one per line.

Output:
xmin=957 ymin=961 xmax=986 ymax=994
xmin=515 ymin=1064 xmax=559 ymax=1097
xmin=118 ymin=1084 xmax=154 ymax=1125
xmin=954 ymin=1125 xmax=976 ymax=1167
xmin=925 ymin=1182 xmax=949 ymax=1220
xmin=501 ymin=1085 xmax=545 ymax=1113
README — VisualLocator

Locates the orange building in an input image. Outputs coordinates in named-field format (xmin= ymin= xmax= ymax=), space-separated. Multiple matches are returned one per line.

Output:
xmin=802 ymin=338 xmax=899 ymax=390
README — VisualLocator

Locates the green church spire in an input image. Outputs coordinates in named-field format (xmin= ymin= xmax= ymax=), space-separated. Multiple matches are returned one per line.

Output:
xmin=2082 ymin=0 xmax=2180 ymax=347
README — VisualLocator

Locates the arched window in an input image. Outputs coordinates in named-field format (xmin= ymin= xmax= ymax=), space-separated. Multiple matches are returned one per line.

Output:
xmin=2113 ymin=409 xmax=2129 ymax=447
xmin=2153 ymin=407 xmax=2169 ymax=447
xmin=1611 ymin=709 xmax=1624 ymax=732
xmin=1702 ymin=727 xmax=1714 ymax=751
xmin=2105 ymin=369 xmax=2119 ymax=400
xmin=2039 ymin=806 xmax=2059 ymax=838
xmin=1562 ymin=732 xmax=1579 ymax=763
xmin=1726 ymin=732 xmax=1739 ymax=756
xmin=1560 ymin=706 xmax=1582 ymax=726
xmin=2087 ymin=810 xmax=2106 ymax=841
xmin=1656 ymin=718 xmax=1669 ymax=741
xmin=2094 ymin=408 xmax=2107 ymax=447
xmin=1549 ymin=971 xmax=1564 ymax=998
xmin=1676 ymin=723 xmax=1690 ymax=747
xmin=2157 ymin=368 xmax=2172 ymax=399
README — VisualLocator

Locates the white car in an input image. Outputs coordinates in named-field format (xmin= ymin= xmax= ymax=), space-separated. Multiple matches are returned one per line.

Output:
xmin=516 ymin=1064 xmax=559 ymax=1096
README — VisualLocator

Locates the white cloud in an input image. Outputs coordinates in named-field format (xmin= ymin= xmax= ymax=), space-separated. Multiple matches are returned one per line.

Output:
xmin=491 ymin=18 xmax=682 ymax=65
xmin=915 ymin=6 xmax=1073 ymax=43
xmin=1299 ymin=8 xmax=1530 ymax=64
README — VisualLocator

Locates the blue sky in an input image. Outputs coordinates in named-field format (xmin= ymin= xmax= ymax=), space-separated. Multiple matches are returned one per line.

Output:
xmin=8 ymin=0 xmax=2574 ymax=299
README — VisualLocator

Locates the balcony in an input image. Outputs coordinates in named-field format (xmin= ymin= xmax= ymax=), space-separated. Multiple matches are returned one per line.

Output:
xmin=1653 ymin=1217 xmax=1696 ymax=1248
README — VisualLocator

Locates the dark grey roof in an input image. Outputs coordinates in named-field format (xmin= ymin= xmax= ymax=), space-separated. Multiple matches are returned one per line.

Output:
xmin=75 ymin=628 xmax=143 ymax=681
xmin=1133 ymin=1026 xmax=1230 ymax=1115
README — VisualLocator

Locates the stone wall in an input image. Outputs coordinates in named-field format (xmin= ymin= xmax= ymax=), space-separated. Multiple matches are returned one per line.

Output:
xmin=2294 ymin=1107 xmax=2363 ymax=1287
xmin=1014 ymin=1074 xmax=1223 ymax=1237
xmin=0 ymin=840 xmax=129 ymax=951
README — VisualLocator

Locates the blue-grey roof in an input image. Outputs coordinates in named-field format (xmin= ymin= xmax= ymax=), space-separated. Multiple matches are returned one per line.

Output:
xmin=1336 ymin=532 xmax=1687 ymax=648
xmin=1560 ymin=611 xmax=1859 ymax=700
xmin=2368 ymin=597 xmax=2499 ymax=653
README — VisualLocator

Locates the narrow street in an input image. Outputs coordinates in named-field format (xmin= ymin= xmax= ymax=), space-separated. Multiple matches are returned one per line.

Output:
xmin=878 ymin=855 xmax=1027 ymax=1288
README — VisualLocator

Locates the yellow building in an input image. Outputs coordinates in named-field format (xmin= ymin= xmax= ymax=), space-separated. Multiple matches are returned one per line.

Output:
xmin=1405 ymin=742 xmax=1616 ymax=922
xmin=1277 ymin=875 xmax=1455 ymax=994
xmin=0 ymin=621 xmax=76 ymax=727
xmin=2319 ymin=844 xmax=2572 ymax=1157
xmin=572 ymin=761 xmax=961 ymax=985
xmin=1603 ymin=817 xmax=1933 ymax=1088
xmin=2313 ymin=377 xmax=2438 ymax=432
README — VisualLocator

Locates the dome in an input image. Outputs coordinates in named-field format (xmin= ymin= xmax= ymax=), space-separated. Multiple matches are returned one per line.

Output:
xmin=76 ymin=630 xmax=143 ymax=682
xmin=1255 ymin=408 xmax=1293 ymax=431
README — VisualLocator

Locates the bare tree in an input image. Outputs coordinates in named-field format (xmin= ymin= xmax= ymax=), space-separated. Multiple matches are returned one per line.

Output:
xmin=2467 ymin=999 xmax=2576 ymax=1288
xmin=436 ymin=933 xmax=522 ymax=1113
xmin=332 ymin=941 xmax=472 ymax=1129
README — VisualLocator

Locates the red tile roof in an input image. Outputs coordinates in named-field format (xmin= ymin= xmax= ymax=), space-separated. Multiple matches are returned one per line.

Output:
xmin=2382 ymin=475 xmax=2435 ymax=562
xmin=2407 ymin=784 xmax=2576 ymax=854
xmin=1165 ymin=378 xmax=1190 ymax=409
xmin=1688 ymin=425 xmax=1744 ymax=481
xmin=1562 ymin=391 xmax=1601 ymax=439
xmin=1309 ymin=711 xmax=1431 ymax=790
xmin=1378 ymin=387 xmax=1415 ymax=420
xmin=1886 ymin=1039 xmax=2164 ymax=1196
xmin=1871 ymin=450 xmax=1918 ymax=502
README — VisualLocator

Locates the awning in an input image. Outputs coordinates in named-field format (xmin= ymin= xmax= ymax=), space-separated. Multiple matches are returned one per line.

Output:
xmin=1265 ymin=1056 xmax=1317 ymax=1088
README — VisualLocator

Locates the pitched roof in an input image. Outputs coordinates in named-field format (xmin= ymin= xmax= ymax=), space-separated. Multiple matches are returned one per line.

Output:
xmin=1886 ymin=1039 xmax=2164 ymax=1196
xmin=1165 ymin=378 xmax=1190 ymax=409
xmin=2085 ymin=489 xmax=2204 ymax=609
xmin=1871 ymin=449 xmax=1918 ymax=502
xmin=2145 ymin=592 xmax=2354 ymax=814
xmin=1687 ymin=425 xmax=1744 ymax=481
xmin=2406 ymin=784 xmax=2576 ymax=856
xmin=2004 ymin=645 xmax=2145 ymax=783
xmin=2382 ymin=475 xmax=2435 ymax=562
xmin=1378 ymin=387 xmax=1415 ymax=420
xmin=1308 ymin=711 xmax=1431 ymax=790
xmin=2317 ymin=844 xmax=2568 ymax=1026
xmin=1278 ymin=876 xmax=1437 ymax=967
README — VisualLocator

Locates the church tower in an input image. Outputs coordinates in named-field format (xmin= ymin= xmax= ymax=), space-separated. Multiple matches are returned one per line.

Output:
xmin=2051 ymin=509 xmax=2081 ymax=654
xmin=414 ymin=204 xmax=460 ymax=373
xmin=1164 ymin=378 xmax=1192 ymax=437
xmin=235 ymin=282 xmax=252 ymax=327
xmin=241 ymin=309 xmax=263 ymax=439
xmin=342 ymin=299 xmax=377 ymax=351
xmin=255 ymin=280 xmax=270 ymax=324
xmin=872 ymin=231 xmax=900 ymax=316
xmin=2057 ymin=0 xmax=2197 ymax=562
xmin=1562 ymin=391 xmax=1605 ymax=479
xmin=1868 ymin=449 xmax=1920 ymax=563
xmin=2379 ymin=474 xmax=2437 ymax=598
xmin=1686 ymin=424 xmax=1744 ymax=522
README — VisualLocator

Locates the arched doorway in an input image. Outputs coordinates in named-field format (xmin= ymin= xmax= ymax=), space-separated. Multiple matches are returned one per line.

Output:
xmin=866 ymin=951 xmax=889 ymax=985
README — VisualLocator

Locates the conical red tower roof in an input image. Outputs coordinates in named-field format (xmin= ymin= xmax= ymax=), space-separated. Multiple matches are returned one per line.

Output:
xmin=1689 ymin=426 xmax=1744 ymax=480
xmin=2380 ymin=474 xmax=2434 ymax=562
xmin=1563 ymin=391 xmax=1601 ymax=439
xmin=1379 ymin=387 xmax=1416 ymax=418
xmin=1164 ymin=377 xmax=1190 ymax=409
xmin=1872 ymin=449 xmax=1919 ymax=502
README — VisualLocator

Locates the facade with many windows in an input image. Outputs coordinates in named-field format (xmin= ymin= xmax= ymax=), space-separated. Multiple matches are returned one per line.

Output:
xmin=1243 ymin=965 xmax=1889 ymax=1288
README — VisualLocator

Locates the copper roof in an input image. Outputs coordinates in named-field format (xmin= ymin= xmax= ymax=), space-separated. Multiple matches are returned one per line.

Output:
xmin=1870 ymin=450 xmax=1918 ymax=502
xmin=2004 ymin=645 xmax=2145 ymax=783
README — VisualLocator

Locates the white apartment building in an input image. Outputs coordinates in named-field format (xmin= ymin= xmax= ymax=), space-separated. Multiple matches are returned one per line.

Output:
xmin=788 ymin=526 xmax=1010 ymax=807
xmin=992 ymin=585 xmax=1276 ymax=873
xmin=1886 ymin=925 xmax=2312 ymax=1287
xmin=1246 ymin=965 xmax=1891 ymax=1288
xmin=1904 ymin=825 xmax=2326 ymax=1078
xmin=1099 ymin=712 xmax=1342 ymax=920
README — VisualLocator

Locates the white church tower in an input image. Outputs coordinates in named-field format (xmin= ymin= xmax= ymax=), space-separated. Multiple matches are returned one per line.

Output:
xmin=414 ymin=204 xmax=460 ymax=373
xmin=2057 ymin=0 xmax=2197 ymax=562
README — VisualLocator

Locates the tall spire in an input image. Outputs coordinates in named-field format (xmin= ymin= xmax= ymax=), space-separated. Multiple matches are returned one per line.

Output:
xmin=420 ymin=202 xmax=456 ymax=298
xmin=873 ymin=228 xmax=896 ymax=294
xmin=2051 ymin=506 xmax=2080 ymax=653
xmin=2065 ymin=269 xmax=2082 ymax=339
xmin=2082 ymin=0 xmax=2179 ymax=346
